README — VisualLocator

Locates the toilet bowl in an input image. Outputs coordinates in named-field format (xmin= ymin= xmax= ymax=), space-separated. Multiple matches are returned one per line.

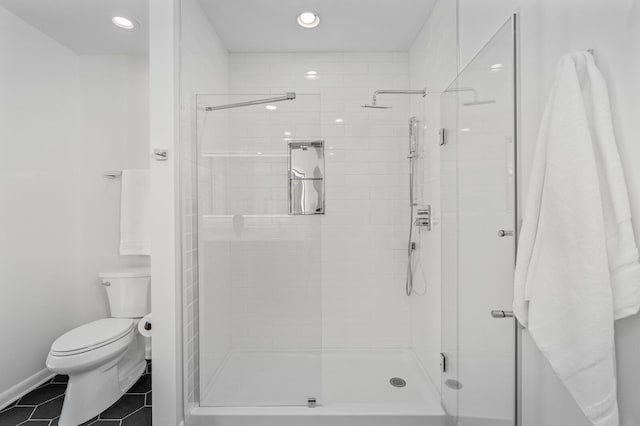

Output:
xmin=46 ymin=268 xmax=150 ymax=426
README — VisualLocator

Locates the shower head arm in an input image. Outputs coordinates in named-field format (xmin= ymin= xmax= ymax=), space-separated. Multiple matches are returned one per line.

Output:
xmin=370 ymin=88 xmax=427 ymax=106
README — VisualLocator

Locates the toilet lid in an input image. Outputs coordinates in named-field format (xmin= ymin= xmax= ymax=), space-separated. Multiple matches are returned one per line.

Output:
xmin=51 ymin=318 xmax=134 ymax=356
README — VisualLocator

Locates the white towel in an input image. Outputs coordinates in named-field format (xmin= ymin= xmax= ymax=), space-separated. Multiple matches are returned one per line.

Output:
xmin=120 ymin=169 xmax=151 ymax=256
xmin=514 ymin=52 xmax=640 ymax=426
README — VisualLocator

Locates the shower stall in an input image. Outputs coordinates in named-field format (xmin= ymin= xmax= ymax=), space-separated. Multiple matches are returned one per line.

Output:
xmin=180 ymin=5 xmax=518 ymax=425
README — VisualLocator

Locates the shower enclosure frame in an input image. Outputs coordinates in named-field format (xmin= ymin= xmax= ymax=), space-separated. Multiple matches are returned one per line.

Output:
xmin=512 ymin=12 xmax=523 ymax=426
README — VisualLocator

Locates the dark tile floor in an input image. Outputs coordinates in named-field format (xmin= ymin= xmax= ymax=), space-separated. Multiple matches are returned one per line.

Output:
xmin=0 ymin=362 xmax=151 ymax=426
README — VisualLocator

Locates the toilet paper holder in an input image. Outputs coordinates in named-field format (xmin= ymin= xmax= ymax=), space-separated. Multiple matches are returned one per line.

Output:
xmin=138 ymin=314 xmax=153 ymax=337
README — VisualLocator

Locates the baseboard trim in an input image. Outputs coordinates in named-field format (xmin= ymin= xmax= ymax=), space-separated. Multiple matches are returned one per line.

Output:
xmin=0 ymin=369 xmax=54 ymax=411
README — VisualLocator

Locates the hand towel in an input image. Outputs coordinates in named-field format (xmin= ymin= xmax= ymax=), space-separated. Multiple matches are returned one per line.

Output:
xmin=514 ymin=51 xmax=640 ymax=426
xmin=120 ymin=169 xmax=151 ymax=256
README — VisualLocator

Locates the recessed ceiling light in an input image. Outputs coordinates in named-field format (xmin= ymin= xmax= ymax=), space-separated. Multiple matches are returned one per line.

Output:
xmin=284 ymin=131 xmax=292 ymax=136
xmin=335 ymin=118 xmax=344 ymax=123
xmin=265 ymin=105 xmax=278 ymax=110
xmin=490 ymin=63 xmax=504 ymax=72
xmin=112 ymin=16 xmax=136 ymax=30
xmin=460 ymin=128 xmax=471 ymax=132
xmin=297 ymin=12 xmax=320 ymax=29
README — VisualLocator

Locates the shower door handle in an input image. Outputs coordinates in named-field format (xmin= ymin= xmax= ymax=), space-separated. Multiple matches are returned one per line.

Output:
xmin=497 ymin=230 xmax=514 ymax=237
xmin=491 ymin=310 xmax=514 ymax=318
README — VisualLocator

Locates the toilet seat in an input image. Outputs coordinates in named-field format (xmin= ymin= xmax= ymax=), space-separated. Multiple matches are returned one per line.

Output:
xmin=51 ymin=318 xmax=135 ymax=356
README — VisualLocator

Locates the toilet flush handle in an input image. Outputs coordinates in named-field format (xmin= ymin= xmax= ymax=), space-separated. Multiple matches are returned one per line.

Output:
xmin=102 ymin=281 xmax=111 ymax=287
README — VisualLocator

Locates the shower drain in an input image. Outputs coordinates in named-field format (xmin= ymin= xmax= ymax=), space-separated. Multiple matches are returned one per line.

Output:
xmin=389 ymin=377 xmax=407 ymax=388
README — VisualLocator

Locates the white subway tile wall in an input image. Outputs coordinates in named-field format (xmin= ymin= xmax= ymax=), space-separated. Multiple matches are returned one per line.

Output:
xmin=183 ymin=38 xmax=428 ymax=400
xmin=198 ymin=93 xmax=323 ymax=355
xmin=213 ymin=52 xmax=416 ymax=350
xmin=180 ymin=0 xmax=230 ymax=412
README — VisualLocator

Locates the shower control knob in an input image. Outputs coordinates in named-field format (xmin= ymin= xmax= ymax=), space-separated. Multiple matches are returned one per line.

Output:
xmin=497 ymin=230 xmax=514 ymax=237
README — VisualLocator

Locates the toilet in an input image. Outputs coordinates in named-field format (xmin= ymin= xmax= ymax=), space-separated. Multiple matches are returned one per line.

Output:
xmin=46 ymin=268 xmax=151 ymax=426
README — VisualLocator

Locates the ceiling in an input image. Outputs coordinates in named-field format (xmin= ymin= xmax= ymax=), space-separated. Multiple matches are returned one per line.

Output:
xmin=199 ymin=0 xmax=438 ymax=52
xmin=0 ymin=0 xmax=436 ymax=55
xmin=0 ymin=0 xmax=148 ymax=55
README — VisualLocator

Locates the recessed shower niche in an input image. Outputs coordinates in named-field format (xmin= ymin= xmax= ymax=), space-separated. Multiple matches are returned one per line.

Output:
xmin=288 ymin=140 xmax=325 ymax=215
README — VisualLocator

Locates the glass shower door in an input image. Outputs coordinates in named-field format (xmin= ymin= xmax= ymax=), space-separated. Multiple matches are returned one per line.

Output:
xmin=195 ymin=94 xmax=323 ymax=407
xmin=440 ymin=17 xmax=517 ymax=426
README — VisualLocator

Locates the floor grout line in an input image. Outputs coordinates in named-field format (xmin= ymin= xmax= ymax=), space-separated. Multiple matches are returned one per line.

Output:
xmin=27 ymin=395 xmax=65 ymax=420
xmin=14 ymin=407 xmax=36 ymax=425
xmin=119 ymin=405 xmax=146 ymax=423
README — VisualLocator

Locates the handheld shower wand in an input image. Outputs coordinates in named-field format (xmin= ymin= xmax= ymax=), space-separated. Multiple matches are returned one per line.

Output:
xmin=406 ymin=117 xmax=420 ymax=296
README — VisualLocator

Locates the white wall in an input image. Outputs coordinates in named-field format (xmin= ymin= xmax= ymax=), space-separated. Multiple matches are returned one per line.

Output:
xmin=149 ymin=0 xmax=181 ymax=424
xmin=76 ymin=55 xmax=151 ymax=284
xmin=0 ymin=6 xmax=81 ymax=398
xmin=411 ymin=0 xmax=640 ymax=424
xmin=514 ymin=1 xmax=640 ymax=425
xmin=0 ymin=5 xmax=149 ymax=405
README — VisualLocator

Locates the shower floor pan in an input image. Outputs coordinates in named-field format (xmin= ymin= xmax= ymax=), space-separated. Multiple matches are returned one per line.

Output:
xmin=190 ymin=349 xmax=446 ymax=426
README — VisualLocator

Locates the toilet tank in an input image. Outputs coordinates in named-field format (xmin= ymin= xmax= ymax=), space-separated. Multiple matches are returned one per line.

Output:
xmin=99 ymin=268 xmax=151 ymax=318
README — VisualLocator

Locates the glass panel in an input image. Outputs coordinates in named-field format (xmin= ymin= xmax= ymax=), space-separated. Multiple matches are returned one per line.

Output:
xmin=196 ymin=94 xmax=322 ymax=407
xmin=440 ymin=84 xmax=460 ymax=422
xmin=440 ymin=17 xmax=517 ymax=426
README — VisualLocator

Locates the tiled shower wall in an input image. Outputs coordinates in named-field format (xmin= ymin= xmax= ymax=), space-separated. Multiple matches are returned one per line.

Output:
xmin=184 ymin=43 xmax=430 ymax=400
xmin=198 ymin=94 xmax=322 ymax=355
xmin=179 ymin=0 xmax=229 ymax=411
xmin=227 ymin=52 xmax=415 ymax=349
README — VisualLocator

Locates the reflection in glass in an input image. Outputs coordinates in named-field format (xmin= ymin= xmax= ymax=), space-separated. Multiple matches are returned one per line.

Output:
xmin=440 ymin=16 xmax=517 ymax=426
